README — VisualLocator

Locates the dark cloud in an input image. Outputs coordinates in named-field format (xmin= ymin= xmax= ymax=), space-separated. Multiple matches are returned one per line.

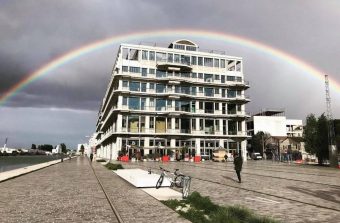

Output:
xmin=0 ymin=0 xmax=339 ymax=147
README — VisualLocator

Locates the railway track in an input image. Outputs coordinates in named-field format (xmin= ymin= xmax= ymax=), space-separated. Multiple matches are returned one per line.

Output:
xmin=89 ymin=160 xmax=124 ymax=223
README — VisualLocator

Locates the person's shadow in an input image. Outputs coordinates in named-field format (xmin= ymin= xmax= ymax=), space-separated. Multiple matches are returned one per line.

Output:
xmin=222 ymin=175 xmax=240 ymax=183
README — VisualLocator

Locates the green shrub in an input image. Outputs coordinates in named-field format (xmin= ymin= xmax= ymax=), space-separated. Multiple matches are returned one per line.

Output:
xmin=162 ymin=191 xmax=279 ymax=223
xmin=105 ymin=163 xmax=124 ymax=170
xmin=96 ymin=159 xmax=106 ymax=162
xmin=187 ymin=191 xmax=218 ymax=214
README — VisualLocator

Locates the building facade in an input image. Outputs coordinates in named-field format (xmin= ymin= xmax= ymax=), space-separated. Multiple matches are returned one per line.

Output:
xmin=246 ymin=109 xmax=305 ymax=159
xmin=95 ymin=40 xmax=250 ymax=161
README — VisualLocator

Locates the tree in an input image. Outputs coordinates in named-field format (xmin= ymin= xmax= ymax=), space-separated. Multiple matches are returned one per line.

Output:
xmin=80 ymin=145 xmax=85 ymax=155
xmin=250 ymin=131 xmax=270 ymax=154
xmin=316 ymin=114 xmax=329 ymax=165
xmin=304 ymin=114 xmax=318 ymax=155
xmin=31 ymin=144 xmax=37 ymax=150
xmin=60 ymin=143 xmax=67 ymax=153
xmin=38 ymin=144 xmax=53 ymax=152
xmin=304 ymin=113 xmax=330 ymax=165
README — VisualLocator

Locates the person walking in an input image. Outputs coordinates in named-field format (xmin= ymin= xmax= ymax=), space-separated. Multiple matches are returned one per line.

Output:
xmin=90 ymin=153 xmax=94 ymax=163
xmin=233 ymin=152 xmax=243 ymax=183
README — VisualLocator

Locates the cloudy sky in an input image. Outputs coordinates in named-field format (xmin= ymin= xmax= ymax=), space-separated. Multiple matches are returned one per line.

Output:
xmin=1 ymin=0 xmax=339 ymax=148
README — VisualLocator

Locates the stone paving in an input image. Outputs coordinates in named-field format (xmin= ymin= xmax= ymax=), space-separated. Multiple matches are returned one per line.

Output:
xmin=123 ymin=160 xmax=340 ymax=223
xmin=0 ymin=157 xmax=188 ymax=223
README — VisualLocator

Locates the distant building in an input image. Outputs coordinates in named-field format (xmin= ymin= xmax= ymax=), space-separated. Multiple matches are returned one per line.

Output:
xmin=246 ymin=109 xmax=306 ymax=160
xmin=52 ymin=144 xmax=62 ymax=154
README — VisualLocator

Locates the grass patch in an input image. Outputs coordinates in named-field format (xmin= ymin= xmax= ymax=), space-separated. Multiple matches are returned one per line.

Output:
xmin=162 ymin=191 xmax=279 ymax=223
xmin=105 ymin=163 xmax=124 ymax=170
xmin=96 ymin=159 xmax=106 ymax=162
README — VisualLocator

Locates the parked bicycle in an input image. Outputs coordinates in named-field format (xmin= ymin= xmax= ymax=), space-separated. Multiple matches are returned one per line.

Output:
xmin=156 ymin=166 xmax=191 ymax=198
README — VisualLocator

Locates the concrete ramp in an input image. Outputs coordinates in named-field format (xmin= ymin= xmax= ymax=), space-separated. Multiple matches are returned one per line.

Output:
xmin=114 ymin=168 xmax=171 ymax=188
xmin=142 ymin=188 xmax=183 ymax=200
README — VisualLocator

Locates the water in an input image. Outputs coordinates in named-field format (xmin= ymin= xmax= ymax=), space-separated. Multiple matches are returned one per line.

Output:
xmin=0 ymin=155 xmax=62 ymax=172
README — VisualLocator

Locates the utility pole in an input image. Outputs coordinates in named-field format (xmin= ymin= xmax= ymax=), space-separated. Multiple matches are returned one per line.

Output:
xmin=325 ymin=75 xmax=338 ymax=167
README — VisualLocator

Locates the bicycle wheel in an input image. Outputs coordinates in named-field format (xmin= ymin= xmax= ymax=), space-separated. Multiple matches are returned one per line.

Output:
xmin=182 ymin=177 xmax=191 ymax=198
xmin=156 ymin=174 xmax=164 ymax=189
xmin=174 ymin=175 xmax=184 ymax=188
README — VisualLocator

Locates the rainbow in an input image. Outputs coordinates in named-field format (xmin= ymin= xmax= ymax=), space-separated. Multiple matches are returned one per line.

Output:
xmin=1 ymin=28 xmax=339 ymax=106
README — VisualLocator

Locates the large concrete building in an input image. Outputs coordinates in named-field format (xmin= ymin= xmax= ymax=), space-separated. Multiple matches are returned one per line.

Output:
xmin=95 ymin=40 xmax=250 ymax=161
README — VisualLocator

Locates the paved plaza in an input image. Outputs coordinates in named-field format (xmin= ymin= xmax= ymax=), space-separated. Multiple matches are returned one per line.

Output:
xmin=1 ymin=157 xmax=340 ymax=223
xmin=0 ymin=157 xmax=188 ymax=223
xmin=123 ymin=160 xmax=340 ymax=223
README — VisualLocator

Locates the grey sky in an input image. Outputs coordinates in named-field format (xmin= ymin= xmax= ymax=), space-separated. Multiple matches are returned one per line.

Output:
xmin=0 ymin=0 xmax=339 ymax=148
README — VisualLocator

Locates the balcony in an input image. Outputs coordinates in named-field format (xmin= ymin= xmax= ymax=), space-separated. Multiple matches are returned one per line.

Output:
xmin=156 ymin=59 xmax=192 ymax=72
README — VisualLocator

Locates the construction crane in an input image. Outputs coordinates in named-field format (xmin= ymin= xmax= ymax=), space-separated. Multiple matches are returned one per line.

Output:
xmin=325 ymin=75 xmax=338 ymax=167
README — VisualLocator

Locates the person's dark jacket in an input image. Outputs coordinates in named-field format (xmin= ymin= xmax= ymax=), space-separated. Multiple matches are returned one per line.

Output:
xmin=234 ymin=156 xmax=243 ymax=171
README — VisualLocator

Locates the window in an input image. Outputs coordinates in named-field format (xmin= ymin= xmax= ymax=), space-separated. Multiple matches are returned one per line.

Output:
xmin=221 ymin=75 xmax=225 ymax=83
xmin=141 ymin=68 xmax=147 ymax=77
xmin=174 ymin=54 xmax=180 ymax=63
xmin=227 ymin=90 xmax=236 ymax=98
xmin=181 ymin=55 xmax=190 ymax=65
xmin=198 ymin=87 xmax=203 ymax=93
xmin=236 ymin=61 xmax=241 ymax=72
xmin=215 ymin=88 xmax=219 ymax=94
xmin=156 ymin=70 xmax=166 ymax=78
xmin=214 ymin=59 xmax=219 ymax=68
xmin=191 ymin=56 xmax=197 ymax=65
xmin=129 ymin=67 xmax=140 ymax=73
xmin=220 ymin=59 xmax=225 ymax=68
xmin=205 ymin=88 xmax=214 ymax=97
xmin=122 ymin=48 xmax=129 ymax=60
xmin=122 ymin=115 xmax=127 ymax=128
xmin=222 ymin=89 xmax=226 ymax=97
xmin=204 ymin=58 xmax=213 ymax=67
xmin=199 ymin=119 xmax=204 ymax=130
xmin=150 ymin=117 xmax=154 ymax=128
xmin=149 ymin=83 xmax=155 ymax=90
xmin=149 ymin=98 xmax=155 ymax=107
xmin=149 ymin=51 xmax=155 ymax=60
xmin=236 ymin=76 xmax=242 ymax=82
xmin=167 ymin=100 xmax=172 ymax=107
xmin=156 ymin=84 xmax=165 ymax=93
xmin=122 ymin=80 xmax=128 ymax=88
xmin=167 ymin=118 xmax=172 ymax=129
xmin=142 ymin=50 xmax=148 ymax=60
xmin=156 ymin=52 xmax=166 ymax=62
xmin=204 ymin=73 xmax=213 ymax=82
xmin=129 ymin=81 xmax=140 ymax=91
xmin=175 ymin=118 xmax=180 ymax=129
xmin=198 ymin=73 xmax=203 ymax=79
xmin=199 ymin=101 xmax=203 ymax=109
xmin=191 ymin=87 xmax=196 ymax=95
xmin=129 ymin=97 xmax=140 ymax=110
xmin=215 ymin=103 xmax=219 ymax=110
xmin=168 ymin=53 xmax=173 ymax=63
xmin=198 ymin=57 xmax=203 ymax=66
xmin=156 ymin=99 xmax=166 ymax=111
xmin=149 ymin=68 xmax=155 ymax=74
xmin=174 ymin=44 xmax=185 ymax=50
xmin=186 ymin=46 xmax=197 ymax=51
xmin=141 ymin=98 xmax=146 ymax=110
xmin=122 ymin=97 xmax=128 ymax=106
xmin=141 ymin=83 xmax=146 ymax=92
xmin=215 ymin=74 xmax=220 ymax=80
xmin=227 ymin=76 xmax=235 ymax=82
xmin=128 ymin=49 xmax=139 ymax=60
xmin=191 ymin=72 xmax=197 ymax=78
xmin=122 ymin=66 xmax=128 ymax=72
